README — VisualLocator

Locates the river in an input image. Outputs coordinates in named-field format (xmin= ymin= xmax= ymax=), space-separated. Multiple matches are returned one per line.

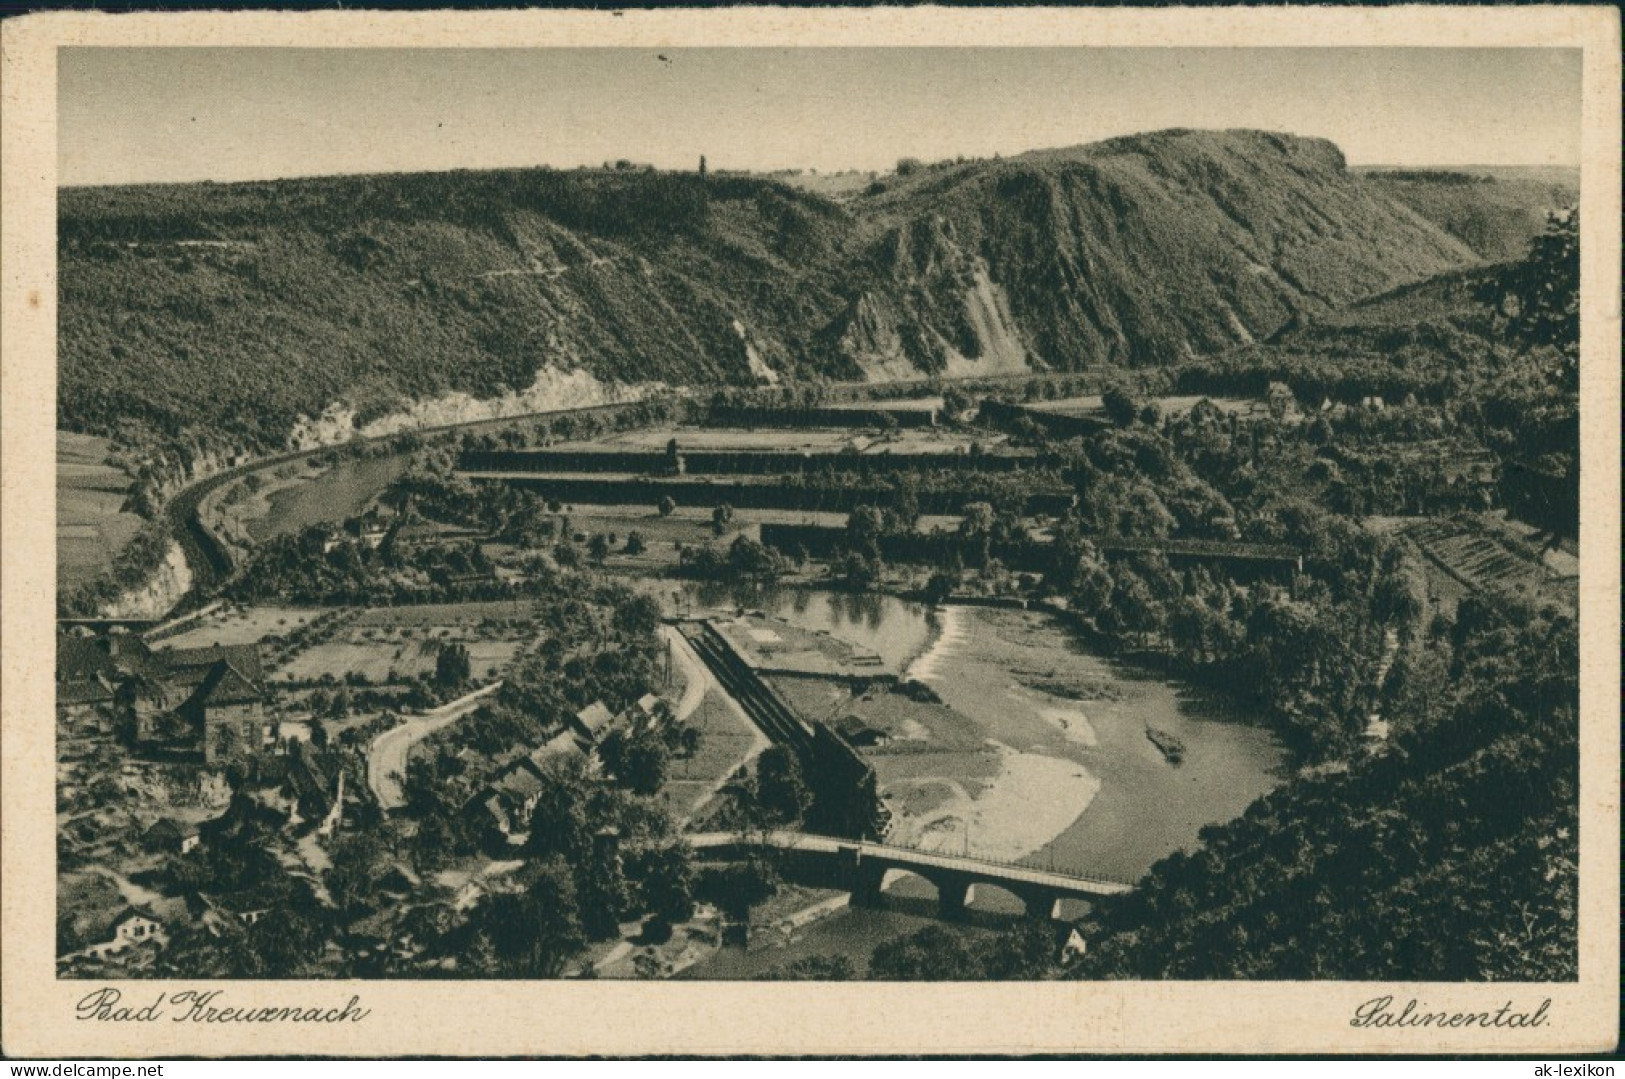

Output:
xmin=671 ymin=581 xmax=1288 ymax=976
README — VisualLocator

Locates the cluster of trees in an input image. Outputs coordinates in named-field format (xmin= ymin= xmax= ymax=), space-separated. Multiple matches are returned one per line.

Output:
xmin=751 ymin=919 xmax=1062 ymax=981
xmin=599 ymin=700 xmax=702 ymax=796
xmin=676 ymin=535 xmax=790 ymax=582
xmin=1048 ymin=498 xmax=1426 ymax=759
xmin=773 ymin=463 xmax=1065 ymax=518
xmin=229 ymin=522 xmax=512 ymax=607
xmin=412 ymin=752 xmax=701 ymax=976
xmin=1072 ymin=589 xmax=1577 ymax=980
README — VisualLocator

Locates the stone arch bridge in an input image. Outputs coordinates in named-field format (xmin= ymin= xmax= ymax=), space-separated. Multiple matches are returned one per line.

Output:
xmin=689 ymin=830 xmax=1134 ymax=921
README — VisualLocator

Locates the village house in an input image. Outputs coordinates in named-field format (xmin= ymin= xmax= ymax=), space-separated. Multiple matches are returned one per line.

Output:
xmin=203 ymin=883 xmax=285 ymax=928
xmin=833 ymin=714 xmax=890 ymax=749
xmin=1056 ymin=924 xmax=1089 ymax=965
xmin=57 ymin=632 xmax=275 ymax=763
xmin=142 ymin=817 xmax=202 ymax=855
xmin=76 ymin=906 xmax=169 ymax=960
xmin=569 ymin=700 xmax=620 ymax=750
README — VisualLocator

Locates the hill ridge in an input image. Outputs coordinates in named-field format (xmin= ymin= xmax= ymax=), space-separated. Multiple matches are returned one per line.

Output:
xmin=58 ymin=128 xmax=1571 ymax=455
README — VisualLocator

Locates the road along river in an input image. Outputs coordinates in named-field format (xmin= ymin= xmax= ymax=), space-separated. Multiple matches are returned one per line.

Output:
xmin=366 ymin=681 xmax=504 ymax=811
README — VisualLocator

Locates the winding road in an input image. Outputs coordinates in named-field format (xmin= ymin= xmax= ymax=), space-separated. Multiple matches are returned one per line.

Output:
xmin=366 ymin=681 xmax=504 ymax=811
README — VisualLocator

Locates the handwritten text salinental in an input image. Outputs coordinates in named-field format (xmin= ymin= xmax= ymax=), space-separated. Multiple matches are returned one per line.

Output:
xmin=1351 ymin=996 xmax=1551 ymax=1030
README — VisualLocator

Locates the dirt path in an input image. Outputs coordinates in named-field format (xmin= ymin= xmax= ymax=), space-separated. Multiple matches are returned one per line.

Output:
xmin=661 ymin=624 xmax=708 ymax=722
xmin=366 ymin=681 xmax=504 ymax=811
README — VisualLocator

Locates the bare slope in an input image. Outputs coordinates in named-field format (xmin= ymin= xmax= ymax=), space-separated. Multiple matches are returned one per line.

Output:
xmin=843 ymin=130 xmax=1480 ymax=373
xmin=61 ymin=130 xmax=1538 ymax=454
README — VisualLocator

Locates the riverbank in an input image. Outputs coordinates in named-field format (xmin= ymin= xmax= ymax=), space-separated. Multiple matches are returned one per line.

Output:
xmin=901 ymin=603 xmax=968 ymax=683
xmin=884 ymin=742 xmax=1102 ymax=863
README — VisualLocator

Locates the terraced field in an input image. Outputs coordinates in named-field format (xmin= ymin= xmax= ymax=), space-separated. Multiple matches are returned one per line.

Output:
xmin=57 ymin=432 xmax=146 ymax=589
xmin=1406 ymin=518 xmax=1555 ymax=596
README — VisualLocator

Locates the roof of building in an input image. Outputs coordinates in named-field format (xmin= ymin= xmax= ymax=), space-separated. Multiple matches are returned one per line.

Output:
xmin=59 ymin=632 xmax=161 ymax=686
xmin=538 ymin=729 xmax=585 ymax=761
xmin=161 ymin=643 xmax=265 ymax=689
xmin=185 ymin=660 xmax=264 ymax=709
xmin=493 ymin=766 xmax=546 ymax=805
xmin=59 ymin=671 xmax=118 ymax=705
xmin=573 ymin=701 xmax=615 ymax=736
xmin=78 ymin=904 xmax=164 ymax=945
xmin=145 ymin=818 xmax=201 ymax=842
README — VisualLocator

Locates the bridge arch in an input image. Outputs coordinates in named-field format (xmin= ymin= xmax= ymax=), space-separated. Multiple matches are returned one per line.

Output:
xmin=876 ymin=867 xmax=940 ymax=908
xmin=960 ymin=880 xmax=1036 ymax=917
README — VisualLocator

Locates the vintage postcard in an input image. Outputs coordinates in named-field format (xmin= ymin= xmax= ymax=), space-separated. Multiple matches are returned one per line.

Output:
xmin=2 ymin=5 xmax=1618 ymax=1058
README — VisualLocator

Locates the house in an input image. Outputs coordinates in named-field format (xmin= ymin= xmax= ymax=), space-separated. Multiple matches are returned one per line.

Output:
xmin=78 ymin=907 xmax=169 ymax=960
xmin=118 ymin=674 xmax=187 ymax=743
xmin=469 ymin=756 xmax=551 ymax=841
xmin=529 ymin=729 xmax=584 ymax=768
xmin=181 ymin=661 xmax=271 ymax=763
xmin=1056 ymin=924 xmax=1088 ymax=965
xmin=492 ymin=765 xmax=546 ymax=820
xmin=206 ymin=884 xmax=285 ymax=927
xmin=58 ymin=630 xmax=162 ymax=708
xmin=142 ymin=817 xmax=202 ymax=855
xmin=345 ymin=511 xmax=392 ymax=550
xmin=634 ymin=693 xmax=665 ymax=722
xmin=162 ymin=644 xmax=269 ymax=763
xmin=833 ymin=714 xmax=890 ymax=748
xmin=569 ymin=701 xmax=617 ymax=749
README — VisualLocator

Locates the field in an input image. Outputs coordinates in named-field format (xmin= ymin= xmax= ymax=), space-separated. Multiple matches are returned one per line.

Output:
xmin=1404 ymin=516 xmax=1569 ymax=602
xmin=826 ymin=396 xmax=943 ymax=412
xmin=159 ymin=605 xmax=325 ymax=649
xmin=351 ymin=600 xmax=548 ymax=628
xmin=57 ymin=432 xmax=146 ymax=589
xmin=160 ymin=602 xmax=536 ymax=684
xmin=590 ymin=427 xmax=859 ymax=453
xmin=662 ymin=691 xmax=765 ymax=820
xmin=660 ymin=632 xmax=769 ymax=822
xmin=276 ymin=615 xmax=530 ymax=685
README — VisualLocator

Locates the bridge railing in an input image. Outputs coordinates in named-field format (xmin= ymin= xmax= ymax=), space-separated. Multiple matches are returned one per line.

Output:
xmin=707 ymin=828 xmax=1141 ymax=890
xmin=862 ymin=838 xmax=1141 ymax=889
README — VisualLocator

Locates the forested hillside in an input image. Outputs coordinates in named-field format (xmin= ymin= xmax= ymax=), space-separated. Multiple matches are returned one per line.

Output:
xmin=1071 ymin=590 xmax=1578 ymax=980
xmin=59 ymin=130 xmax=1572 ymax=457
xmin=1361 ymin=166 xmax=1579 ymax=262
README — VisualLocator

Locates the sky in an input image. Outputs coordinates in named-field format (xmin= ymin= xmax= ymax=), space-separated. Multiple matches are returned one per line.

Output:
xmin=58 ymin=47 xmax=1583 ymax=186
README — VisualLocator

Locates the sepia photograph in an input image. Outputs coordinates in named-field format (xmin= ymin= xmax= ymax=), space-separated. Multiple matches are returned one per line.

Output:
xmin=3 ymin=5 xmax=1618 ymax=1058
